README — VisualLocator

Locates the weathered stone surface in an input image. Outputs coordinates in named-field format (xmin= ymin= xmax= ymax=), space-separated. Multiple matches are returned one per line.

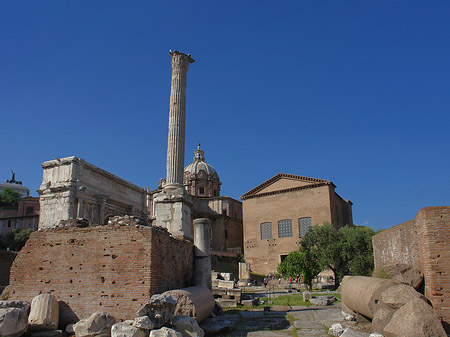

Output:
xmin=73 ymin=311 xmax=116 ymax=337
xmin=310 ymin=295 xmax=336 ymax=306
xmin=137 ymin=294 xmax=177 ymax=329
xmin=381 ymin=283 xmax=426 ymax=309
xmin=220 ymin=273 xmax=233 ymax=281
xmin=341 ymin=276 xmax=396 ymax=319
xmin=171 ymin=315 xmax=205 ymax=337
xmin=0 ymin=307 xmax=29 ymax=337
xmin=163 ymin=287 xmax=215 ymax=323
xmin=371 ymin=307 xmax=394 ymax=333
xmin=384 ymin=263 xmax=423 ymax=289
xmin=328 ymin=323 xmax=345 ymax=336
xmin=383 ymin=298 xmax=446 ymax=337
xmin=132 ymin=316 xmax=153 ymax=330
xmin=341 ymin=310 xmax=356 ymax=321
xmin=200 ymin=318 xmax=232 ymax=335
xmin=28 ymin=293 xmax=59 ymax=331
xmin=31 ymin=330 xmax=63 ymax=337
xmin=149 ymin=327 xmax=182 ymax=337
xmin=303 ymin=292 xmax=312 ymax=302
xmin=340 ymin=328 xmax=368 ymax=336
xmin=216 ymin=280 xmax=234 ymax=289
xmin=111 ymin=323 xmax=145 ymax=337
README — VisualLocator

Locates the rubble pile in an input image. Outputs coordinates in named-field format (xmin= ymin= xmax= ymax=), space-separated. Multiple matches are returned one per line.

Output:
xmin=340 ymin=264 xmax=447 ymax=337
xmin=0 ymin=288 xmax=215 ymax=337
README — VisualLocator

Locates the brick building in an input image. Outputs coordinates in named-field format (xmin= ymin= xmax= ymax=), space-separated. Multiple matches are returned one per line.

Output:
xmin=0 ymin=196 xmax=40 ymax=235
xmin=240 ymin=173 xmax=353 ymax=275
xmin=372 ymin=206 xmax=450 ymax=326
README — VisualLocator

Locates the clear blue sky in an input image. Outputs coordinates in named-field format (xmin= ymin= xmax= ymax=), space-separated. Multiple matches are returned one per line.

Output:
xmin=1 ymin=1 xmax=449 ymax=230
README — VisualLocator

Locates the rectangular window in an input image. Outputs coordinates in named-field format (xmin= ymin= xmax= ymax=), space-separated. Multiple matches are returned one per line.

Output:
xmin=26 ymin=207 xmax=34 ymax=214
xmin=278 ymin=219 xmax=293 ymax=238
xmin=225 ymin=229 xmax=228 ymax=240
xmin=7 ymin=220 xmax=12 ymax=228
xmin=199 ymin=187 xmax=205 ymax=194
xmin=298 ymin=217 xmax=312 ymax=237
xmin=260 ymin=222 xmax=272 ymax=240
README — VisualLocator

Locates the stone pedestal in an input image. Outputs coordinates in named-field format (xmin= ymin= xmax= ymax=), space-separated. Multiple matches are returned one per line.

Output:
xmin=238 ymin=263 xmax=251 ymax=284
xmin=154 ymin=186 xmax=193 ymax=240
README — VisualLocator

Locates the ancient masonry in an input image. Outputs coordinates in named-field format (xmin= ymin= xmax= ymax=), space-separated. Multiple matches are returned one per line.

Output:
xmin=7 ymin=51 xmax=212 ymax=324
xmin=372 ymin=206 xmax=450 ymax=326
xmin=153 ymin=51 xmax=195 ymax=240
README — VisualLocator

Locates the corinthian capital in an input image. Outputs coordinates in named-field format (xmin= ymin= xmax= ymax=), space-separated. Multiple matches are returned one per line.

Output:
xmin=169 ymin=50 xmax=195 ymax=71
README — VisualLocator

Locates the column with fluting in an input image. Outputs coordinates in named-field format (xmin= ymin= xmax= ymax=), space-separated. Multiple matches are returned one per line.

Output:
xmin=166 ymin=50 xmax=195 ymax=186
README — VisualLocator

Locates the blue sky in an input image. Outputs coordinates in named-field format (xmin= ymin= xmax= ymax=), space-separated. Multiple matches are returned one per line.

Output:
xmin=1 ymin=1 xmax=449 ymax=230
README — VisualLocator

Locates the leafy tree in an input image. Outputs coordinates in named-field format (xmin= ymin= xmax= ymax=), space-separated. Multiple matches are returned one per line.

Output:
xmin=277 ymin=247 xmax=320 ymax=290
xmin=0 ymin=188 xmax=21 ymax=207
xmin=301 ymin=222 xmax=376 ymax=289
xmin=0 ymin=228 xmax=33 ymax=251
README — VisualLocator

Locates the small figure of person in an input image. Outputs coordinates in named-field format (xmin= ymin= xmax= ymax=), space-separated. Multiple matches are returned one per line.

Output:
xmin=264 ymin=277 xmax=268 ymax=287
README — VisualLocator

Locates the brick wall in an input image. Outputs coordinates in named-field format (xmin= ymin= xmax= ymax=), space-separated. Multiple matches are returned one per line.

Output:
xmin=8 ymin=226 xmax=193 ymax=326
xmin=372 ymin=206 xmax=450 ymax=325
xmin=372 ymin=219 xmax=420 ymax=269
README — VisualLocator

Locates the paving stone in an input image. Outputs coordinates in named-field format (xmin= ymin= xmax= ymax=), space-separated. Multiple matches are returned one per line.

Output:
xmin=288 ymin=311 xmax=315 ymax=320
xmin=234 ymin=317 xmax=290 ymax=332
xmin=293 ymin=320 xmax=326 ymax=329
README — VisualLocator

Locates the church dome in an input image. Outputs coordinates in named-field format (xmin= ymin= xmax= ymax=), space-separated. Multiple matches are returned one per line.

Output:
xmin=184 ymin=144 xmax=218 ymax=177
xmin=184 ymin=144 xmax=221 ymax=198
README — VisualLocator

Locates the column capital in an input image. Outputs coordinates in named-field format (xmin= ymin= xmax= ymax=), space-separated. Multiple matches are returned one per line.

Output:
xmin=169 ymin=50 xmax=195 ymax=71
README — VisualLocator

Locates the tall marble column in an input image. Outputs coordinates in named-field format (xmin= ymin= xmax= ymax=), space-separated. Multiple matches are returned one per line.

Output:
xmin=154 ymin=50 xmax=194 ymax=240
xmin=166 ymin=51 xmax=195 ymax=187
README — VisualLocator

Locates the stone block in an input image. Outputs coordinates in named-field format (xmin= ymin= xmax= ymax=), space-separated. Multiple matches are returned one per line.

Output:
xmin=111 ymin=323 xmax=146 ymax=337
xmin=137 ymin=294 xmax=177 ymax=329
xmin=215 ymin=299 xmax=237 ymax=308
xmin=28 ymin=293 xmax=59 ymax=331
xmin=384 ymin=264 xmax=423 ymax=289
xmin=381 ymin=283 xmax=426 ymax=309
xmin=372 ymin=307 xmax=394 ymax=333
xmin=211 ymin=280 xmax=219 ymax=287
xmin=0 ymin=307 xmax=29 ymax=337
xmin=328 ymin=323 xmax=345 ymax=336
xmin=220 ymin=273 xmax=233 ymax=281
xmin=149 ymin=327 xmax=182 ymax=337
xmin=171 ymin=315 xmax=205 ymax=337
xmin=216 ymin=280 xmax=234 ymax=290
xmin=163 ymin=286 xmax=215 ymax=323
xmin=302 ymin=292 xmax=312 ymax=302
xmin=383 ymin=298 xmax=446 ymax=337
xmin=211 ymin=288 xmax=227 ymax=297
xmin=132 ymin=316 xmax=153 ymax=330
xmin=73 ymin=311 xmax=116 ymax=337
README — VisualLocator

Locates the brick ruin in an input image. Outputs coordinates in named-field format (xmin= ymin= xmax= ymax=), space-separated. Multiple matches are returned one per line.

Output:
xmin=372 ymin=206 xmax=450 ymax=326
xmin=7 ymin=225 xmax=193 ymax=326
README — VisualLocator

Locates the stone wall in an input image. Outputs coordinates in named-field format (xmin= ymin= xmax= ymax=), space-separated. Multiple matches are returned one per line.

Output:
xmin=372 ymin=206 xmax=450 ymax=325
xmin=38 ymin=156 xmax=149 ymax=228
xmin=8 ymin=225 xmax=193 ymax=325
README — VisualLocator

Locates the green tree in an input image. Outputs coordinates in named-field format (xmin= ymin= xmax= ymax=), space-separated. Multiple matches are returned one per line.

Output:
xmin=0 ymin=228 xmax=33 ymax=251
xmin=277 ymin=247 xmax=320 ymax=290
xmin=0 ymin=188 xmax=21 ymax=207
xmin=301 ymin=222 xmax=376 ymax=289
